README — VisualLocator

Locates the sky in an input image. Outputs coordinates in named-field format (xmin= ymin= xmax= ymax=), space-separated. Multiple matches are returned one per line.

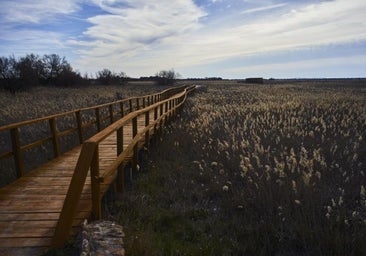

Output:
xmin=1 ymin=0 xmax=366 ymax=79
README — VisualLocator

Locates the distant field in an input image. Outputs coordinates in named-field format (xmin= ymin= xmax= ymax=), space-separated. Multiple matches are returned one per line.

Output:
xmin=111 ymin=80 xmax=366 ymax=255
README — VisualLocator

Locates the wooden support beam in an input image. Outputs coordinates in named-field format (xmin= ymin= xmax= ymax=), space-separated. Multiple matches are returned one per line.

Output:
xmin=91 ymin=145 xmax=101 ymax=220
xmin=145 ymin=111 xmax=150 ymax=148
xmin=95 ymin=108 xmax=101 ymax=132
xmin=136 ymin=98 xmax=140 ymax=110
xmin=129 ymin=99 xmax=133 ymax=113
xmin=10 ymin=128 xmax=24 ymax=178
xmin=52 ymin=142 xmax=96 ymax=248
xmin=75 ymin=111 xmax=83 ymax=144
xmin=120 ymin=102 xmax=124 ymax=117
xmin=116 ymin=127 xmax=125 ymax=193
xmin=109 ymin=105 xmax=114 ymax=124
xmin=49 ymin=118 xmax=61 ymax=158
xmin=132 ymin=117 xmax=138 ymax=175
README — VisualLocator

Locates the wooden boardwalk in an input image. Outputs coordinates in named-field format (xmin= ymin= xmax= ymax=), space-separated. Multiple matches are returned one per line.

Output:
xmin=0 ymin=86 xmax=194 ymax=255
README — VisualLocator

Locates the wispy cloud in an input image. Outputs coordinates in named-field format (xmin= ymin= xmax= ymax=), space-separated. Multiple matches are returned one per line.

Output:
xmin=74 ymin=0 xmax=206 ymax=71
xmin=0 ymin=0 xmax=80 ymax=23
xmin=241 ymin=3 xmax=287 ymax=15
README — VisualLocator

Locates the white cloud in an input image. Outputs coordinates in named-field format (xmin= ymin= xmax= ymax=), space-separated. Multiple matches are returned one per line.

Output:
xmin=74 ymin=0 xmax=366 ymax=76
xmin=74 ymin=0 xmax=206 ymax=72
xmin=0 ymin=0 xmax=80 ymax=23
xmin=164 ymin=1 xmax=366 ymax=66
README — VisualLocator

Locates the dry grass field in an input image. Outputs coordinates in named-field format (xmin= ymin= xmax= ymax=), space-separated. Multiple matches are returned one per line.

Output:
xmin=108 ymin=80 xmax=366 ymax=255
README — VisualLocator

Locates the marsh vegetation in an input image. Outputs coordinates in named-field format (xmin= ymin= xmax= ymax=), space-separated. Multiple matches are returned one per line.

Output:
xmin=111 ymin=80 xmax=366 ymax=255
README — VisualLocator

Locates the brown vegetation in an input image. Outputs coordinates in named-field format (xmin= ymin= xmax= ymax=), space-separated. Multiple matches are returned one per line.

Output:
xmin=111 ymin=80 xmax=366 ymax=255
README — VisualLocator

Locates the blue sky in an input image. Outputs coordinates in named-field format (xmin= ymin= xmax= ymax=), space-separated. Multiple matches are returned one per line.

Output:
xmin=1 ymin=0 xmax=365 ymax=78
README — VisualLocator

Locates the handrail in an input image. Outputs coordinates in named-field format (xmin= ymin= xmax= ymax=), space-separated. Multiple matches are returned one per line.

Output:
xmin=52 ymin=85 xmax=195 ymax=247
xmin=0 ymin=85 xmax=189 ymax=180
xmin=0 ymin=85 xmax=187 ymax=131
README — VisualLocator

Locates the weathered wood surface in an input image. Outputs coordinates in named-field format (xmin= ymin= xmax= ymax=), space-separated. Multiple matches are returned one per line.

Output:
xmin=0 ymin=112 xmax=156 ymax=255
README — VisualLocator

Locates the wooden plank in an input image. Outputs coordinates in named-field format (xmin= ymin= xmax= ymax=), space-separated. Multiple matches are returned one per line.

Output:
xmin=0 ymin=199 xmax=91 ymax=212
xmin=0 ymin=185 xmax=71 ymax=194
xmin=0 ymin=228 xmax=54 ymax=238
xmin=0 ymin=218 xmax=82 ymax=227
xmin=0 ymin=213 xmax=59 ymax=222
xmin=0 ymin=211 xmax=86 ymax=221
xmin=0 ymin=193 xmax=91 ymax=200
xmin=0 ymin=221 xmax=57 ymax=230
xmin=0 ymin=238 xmax=51 ymax=247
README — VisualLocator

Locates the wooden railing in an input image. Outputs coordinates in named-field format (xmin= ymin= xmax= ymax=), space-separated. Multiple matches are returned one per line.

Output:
xmin=0 ymin=85 xmax=189 ymax=181
xmin=51 ymin=85 xmax=195 ymax=247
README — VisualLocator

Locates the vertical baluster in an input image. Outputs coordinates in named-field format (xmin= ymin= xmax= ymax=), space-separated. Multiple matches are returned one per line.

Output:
xmin=109 ymin=105 xmax=114 ymax=124
xmin=145 ymin=111 xmax=150 ymax=148
xmin=49 ymin=118 xmax=61 ymax=157
xmin=95 ymin=108 xmax=101 ymax=132
xmin=120 ymin=102 xmax=124 ymax=117
xmin=129 ymin=99 xmax=133 ymax=113
xmin=10 ymin=128 xmax=24 ymax=178
xmin=116 ymin=127 xmax=125 ymax=192
xmin=91 ymin=145 xmax=101 ymax=220
xmin=136 ymin=98 xmax=140 ymax=110
xmin=132 ymin=117 xmax=138 ymax=176
xmin=75 ymin=110 xmax=83 ymax=144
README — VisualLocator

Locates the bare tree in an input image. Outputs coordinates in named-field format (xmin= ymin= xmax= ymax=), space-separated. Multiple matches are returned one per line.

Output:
xmin=42 ymin=54 xmax=70 ymax=84
xmin=96 ymin=69 xmax=128 ymax=85
xmin=155 ymin=69 xmax=180 ymax=86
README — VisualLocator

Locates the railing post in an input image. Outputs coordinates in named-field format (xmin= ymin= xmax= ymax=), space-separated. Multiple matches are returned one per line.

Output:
xmin=160 ymin=103 xmax=163 ymax=117
xmin=109 ymin=105 xmax=114 ymax=124
xmin=136 ymin=98 xmax=140 ymax=110
xmin=153 ymin=107 xmax=158 ymax=142
xmin=49 ymin=118 xmax=61 ymax=157
xmin=120 ymin=102 xmax=124 ymax=117
xmin=166 ymin=100 xmax=170 ymax=122
xmin=116 ymin=127 xmax=125 ymax=192
xmin=95 ymin=108 xmax=101 ymax=132
xmin=132 ymin=117 xmax=138 ymax=176
xmin=143 ymin=97 xmax=146 ymax=108
xmin=75 ymin=110 xmax=83 ymax=144
xmin=129 ymin=99 xmax=133 ymax=113
xmin=168 ymin=99 xmax=173 ymax=121
xmin=10 ymin=128 xmax=24 ymax=178
xmin=91 ymin=145 xmax=101 ymax=220
xmin=154 ymin=106 xmax=158 ymax=120
xmin=145 ymin=111 xmax=150 ymax=148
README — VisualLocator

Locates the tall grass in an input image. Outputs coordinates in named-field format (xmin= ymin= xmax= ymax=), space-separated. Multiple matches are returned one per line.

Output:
xmin=111 ymin=81 xmax=366 ymax=255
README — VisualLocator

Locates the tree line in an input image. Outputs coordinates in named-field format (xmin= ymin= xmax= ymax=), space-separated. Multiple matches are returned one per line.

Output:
xmin=0 ymin=54 xmax=86 ymax=92
xmin=0 ymin=54 xmax=180 ymax=92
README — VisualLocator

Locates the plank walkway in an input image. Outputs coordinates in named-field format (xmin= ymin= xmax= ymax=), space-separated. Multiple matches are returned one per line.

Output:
xmin=0 ymin=110 xmax=158 ymax=255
